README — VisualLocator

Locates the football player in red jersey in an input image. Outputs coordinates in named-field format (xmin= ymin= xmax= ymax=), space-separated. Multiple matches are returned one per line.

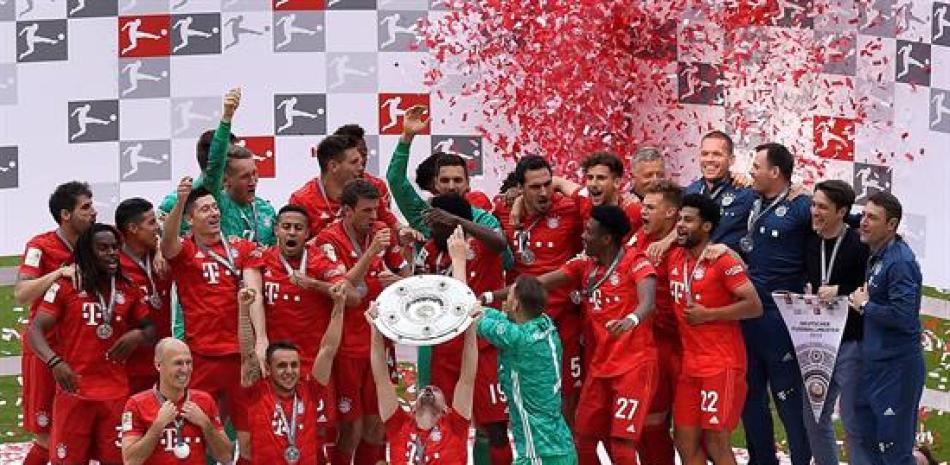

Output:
xmin=668 ymin=194 xmax=762 ymax=465
xmin=370 ymin=227 xmax=479 ymax=465
xmin=121 ymin=338 xmax=233 ymax=465
xmin=311 ymin=179 xmax=405 ymax=465
xmin=490 ymin=155 xmax=585 ymax=422
xmin=115 ymin=198 xmax=173 ymax=394
xmin=332 ymin=124 xmax=394 ymax=206
xmin=488 ymin=205 xmax=659 ymax=464
xmin=288 ymin=135 xmax=403 ymax=237
xmin=628 ymin=180 xmax=685 ymax=465
xmin=415 ymin=193 xmax=512 ymax=464
xmin=238 ymin=281 xmax=347 ymax=464
xmin=15 ymin=181 xmax=96 ymax=465
xmin=160 ymin=177 xmax=265 ymax=452
xmin=27 ymin=223 xmax=156 ymax=465
xmin=541 ymin=152 xmax=645 ymax=235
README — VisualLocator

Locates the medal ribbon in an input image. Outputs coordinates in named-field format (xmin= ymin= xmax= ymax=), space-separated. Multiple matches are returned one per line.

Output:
xmin=584 ymin=249 xmax=625 ymax=296
xmin=197 ymin=233 xmax=241 ymax=282
xmin=279 ymin=249 xmax=308 ymax=280
xmin=820 ymin=225 xmax=848 ymax=286
xmin=152 ymin=386 xmax=189 ymax=447
xmin=745 ymin=188 xmax=790 ymax=233
xmin=123 ymin=246 xmax=158 ymax=299
xmin=96 ymin=276 xmax=117 ymax=328
xmin=682 ymin=247 xmax=708 ymax=305
xmin=274 ymin=393 xmax=302 ymax=452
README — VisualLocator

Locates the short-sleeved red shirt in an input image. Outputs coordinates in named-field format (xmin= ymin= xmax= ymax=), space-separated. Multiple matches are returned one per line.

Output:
xmin=120 ymin=249 xmax=173 ymax=378
xmin=311 ymin=221 xmax=398 ymax=357
xmin=245 ymin=378 xmax=334 ymax=464
xmin=261 ymin=246 xmax=346 ymax=371
xmin=560 ymin=249 xmax=658 ymax=377
xmin=19 ymin=230 xmax=74 ymax=354
xmin=122 ymin=388 xmax=223 ymax=465
xmin=666 ymin=248 xmax=750 ymax=376
xmin=288 ymin=176 xmax=400 ymax=236
xmin=385 ymin=408 xmax=470 ymax=465
xmin=38 ymin=277 xmax=149 ymax=400
xmin=494 ymin=194 xmax=584 ymax=328
xmin=571 ymin=188 xmax=644 ymax=240
xmin=167 ymin=236 xmax=263 ymax=356
xmin=627 ymin=229 xmax=678 ymax=340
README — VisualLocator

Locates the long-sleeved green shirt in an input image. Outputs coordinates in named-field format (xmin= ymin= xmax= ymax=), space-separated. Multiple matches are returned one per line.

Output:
xmin=158 ymin=120 xmax=276 ymax=246
xmin=386 ymin=140 xmax=513 ymax=268
xmin=477 ymin=309 xmax=577 ymax=462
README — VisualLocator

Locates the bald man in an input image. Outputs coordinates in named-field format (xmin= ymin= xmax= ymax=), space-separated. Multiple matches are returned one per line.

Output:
xmin=120 ymin=338 xmax=233 ymax=465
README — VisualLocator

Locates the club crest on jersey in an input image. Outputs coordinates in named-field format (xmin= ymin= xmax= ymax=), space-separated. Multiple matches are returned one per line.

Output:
xmin=321 ymin=243 xmax=338 ymax=263
xmin=36 ymin=410 xmax=50 ymax=427
xmin=56 ymin=443 xmax=67 ymax=459
xmin=694 ymin=265 xmax=705 ymax=280
xmin=430 ymin=427 xmax=442 ymax=442
xmin=338 ymin=397 xmax=352 ymax=414
xmin=609 ymin=273 xmax=620 ymax=286
xmin=721 ymin=192 xmax=735 ymax=207
xmin=775 ymin=205 xmax=788 ymax=217
xmin=547 ymin=216 xmax=560 ymax=229
xmin=115 ymin=292 xmax=126 ymax=305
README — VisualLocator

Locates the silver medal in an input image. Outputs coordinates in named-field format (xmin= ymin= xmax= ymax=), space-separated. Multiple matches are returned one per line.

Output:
xmin=284 ymin=445 xmax=301 ymax=463
xmin=775 ymin=205 xmax=788 ymax=217
xmin=521 ymin=249 xmax=535 ymax=265
xmin=173 ymin=442 xmax=191 ymax=459
xmin=739 ymin=235 xmax=754 ymax=253
xmin=570 ymin=290 xmax=582 ymax=305
xmin=96 ymin=324 xmax=113 ymax=340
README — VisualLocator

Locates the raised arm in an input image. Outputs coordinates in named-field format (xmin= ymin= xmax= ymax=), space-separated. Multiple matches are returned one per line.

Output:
xmin=447 ymin=225 xmax=467 ymax=282
xmin=551 ymin=176 xmax=582 ymax=197
xmin=202 ymin=88 xmax=240 ymax=195
xmin=385 ymin=105 xmax=432 ymax=236
xmin=426 ymin=208 xmax=508 ymax=254
xmin=160 ymin=177 xmax=192 ymax=260
xmin=341 ymin=228 xmax=390 ymax=293
xmin=237 ymin=287 xmax=262 ymax=387
xmin=14 ymin=264 xmax=74 ymax=306
xmin=484 ymin=268 xmax=572 ymax=305
xmin=452 ymin=308 xmax=480 ymax=420
xmin=242 ymin=267 xmax=269 ymax=376
xmin=366 ymin=304 xmax=399 ymax=422
xmin=311 ymin=283 xmax=346 ymax=385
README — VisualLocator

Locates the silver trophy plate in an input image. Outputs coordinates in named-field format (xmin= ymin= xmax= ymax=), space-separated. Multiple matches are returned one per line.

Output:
xmin=374 ymin=274 xmax=477 ymax=346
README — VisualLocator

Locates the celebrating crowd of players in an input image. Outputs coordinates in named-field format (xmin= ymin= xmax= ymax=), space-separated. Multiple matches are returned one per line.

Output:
xmin=13 ymin=88 xmax=927 ymax=465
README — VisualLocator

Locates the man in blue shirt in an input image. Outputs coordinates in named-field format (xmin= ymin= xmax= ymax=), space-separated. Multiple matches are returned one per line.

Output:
xmin=684 ymin=131 xmax=756 ymax=252
xmin=742 ymin=143 xmax=813 ymax=465
xmin=850 ymin=191 xmax=924 ymax=465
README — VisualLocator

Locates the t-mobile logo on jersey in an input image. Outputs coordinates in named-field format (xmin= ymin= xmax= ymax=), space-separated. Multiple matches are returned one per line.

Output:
xmin=669 ymin=280 xmax=688 ymax=305
xmin=202 ymin=262 xmax=221 ymax=284
xmin=264 ymin=281 xmax=279 ymax=305
xmin=81 ymin=302 xmax=104 ymax=326
xmin=161 ymin=427 xmax=200 ymax=451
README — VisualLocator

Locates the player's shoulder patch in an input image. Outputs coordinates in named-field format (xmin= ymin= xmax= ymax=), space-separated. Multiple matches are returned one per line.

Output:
xmin=725 ymin=264 xmax=744 ymax=277
xmin=121 ymin=411 xmax=134 ymax=432
xmin=24 ymin=247 xmax=43 ymax=268
xmin=43 ymin=282 xmax=61 ymax=303
xmin=631 ymin=258 xmax=652 ymax=274
xmin=321 ymin=243 xmax=338 ymax=263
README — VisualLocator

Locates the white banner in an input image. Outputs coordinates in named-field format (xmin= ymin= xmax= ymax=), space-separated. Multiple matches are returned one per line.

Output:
xmin=773 ymin=292 xmax=849 ymax=422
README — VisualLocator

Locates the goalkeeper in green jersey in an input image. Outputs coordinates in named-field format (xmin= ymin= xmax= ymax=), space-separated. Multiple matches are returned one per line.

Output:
xmin=477 ymin=275 xmax=577 ymax=465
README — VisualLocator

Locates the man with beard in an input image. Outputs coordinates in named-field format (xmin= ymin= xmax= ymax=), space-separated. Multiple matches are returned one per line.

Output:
xmin=15 ymin=181 xmax=96 ymax=465
xmin=333 ymin=124 xmax=393 ymax=206
xmin=238 ymin=283 xmax=347 ymax=464
xmin=414 ymin=193 xmax=512 ymax=464
xmin=667 ymin=194 xmax=762 ymax=465
xmin=158 ymin=88 xmax=277 ymax=245
xmin=487 ymin=205 xmax=658 ymax=464
xmin=27 ymin=223 xmax=156 ymax=465
xmin=121 ymin=338 xmax=233 ymax=465
xmin=368 ymin=227 xmax=480 ymax=464
xmin=116 ymin=198 xmax=174 ymax=393
xmin=489 ymin=155 xmax=586 ymax=421
xmin=161 ymin=178 xmax=266 ymax=455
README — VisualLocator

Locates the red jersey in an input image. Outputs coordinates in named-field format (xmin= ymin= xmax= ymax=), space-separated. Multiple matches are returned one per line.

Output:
xmin=465 ymin=190 xmax=493 ymax=211
xmin=666 ymin=248 xmax=750 ymax=376
xmin=571 ymin=188 xmax=644 ymax=238
xmin=261 ymin=246 xmax=346 ymax=371
xmin=627 ymin=229 xmax=678 ymax=340
xmin=311 ymin=221 xmax=399 ymax=357
xmin=19 ymin=230 xmax=74 ymax=354
xmin=288 ymin=177 xmax=400 ymax=236
xmin=494 ymin=193 xmax=584 ymax=325
xmin=385 ymin=408 xmax=470 ymax=465
xmin=121 ymin=388 xmax=223 ymax=465
xmin=560 ymin=250 xmax=657 ymax=377
xmin=120 ymin=249 xmax=173 ymax=378
xmin=167 ymin=236 xmax=263 ymax=356
xmin=38 ymin=277 xmax=149 ymax=400
xmin=245 ymin=378 xmax=334 ymax=464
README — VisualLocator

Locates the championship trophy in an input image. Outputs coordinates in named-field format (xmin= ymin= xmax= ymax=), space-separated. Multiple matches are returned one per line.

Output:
xmin=372 ymin=274 xmax=477 ymax=346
